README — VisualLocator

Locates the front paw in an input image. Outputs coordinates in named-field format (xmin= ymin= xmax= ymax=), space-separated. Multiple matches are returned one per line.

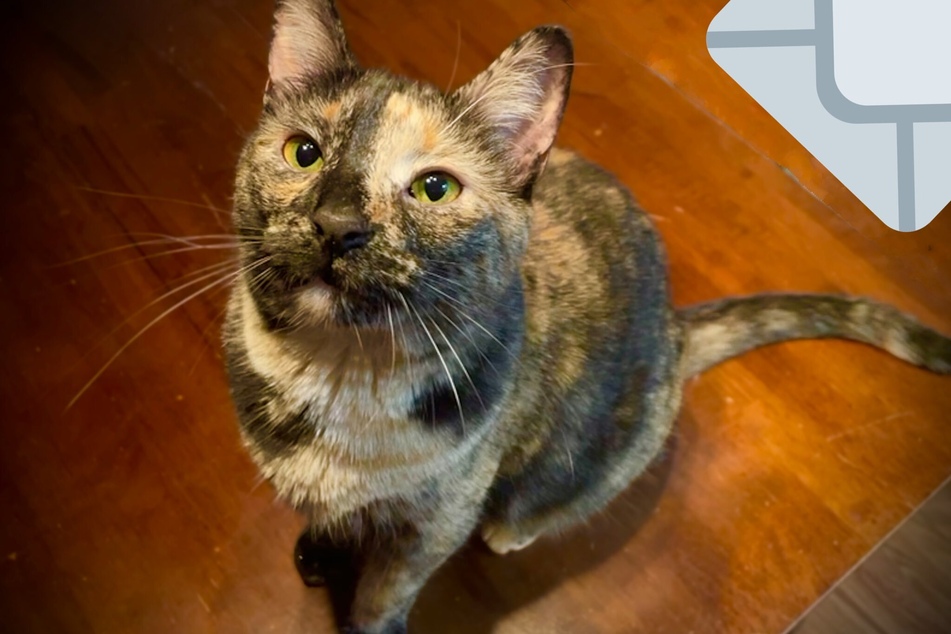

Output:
xmin=294 ymin=530 xmax=353 ymax=588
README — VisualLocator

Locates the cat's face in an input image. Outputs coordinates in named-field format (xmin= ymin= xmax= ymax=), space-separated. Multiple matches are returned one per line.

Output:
xmin=233 ymin=0 xmax=572 ymax=332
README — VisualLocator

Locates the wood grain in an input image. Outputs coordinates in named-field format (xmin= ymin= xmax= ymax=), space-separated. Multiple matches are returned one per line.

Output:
xmin=790 ymin=478 xmax=951 ymax=634
xmin=1 ymin=0 xmax=949 ymax=632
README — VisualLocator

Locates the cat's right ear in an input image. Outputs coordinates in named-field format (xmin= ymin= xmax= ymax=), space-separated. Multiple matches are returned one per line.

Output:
xmin=266 ymin=0 xmax=356 ymax=96
xmin=454 ymin=27 xmax=574 ymax=192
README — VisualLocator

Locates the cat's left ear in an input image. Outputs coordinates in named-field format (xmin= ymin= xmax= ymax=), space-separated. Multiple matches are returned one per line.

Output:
xmin=267 ymin=0 xmax=356 ymax=95
xmin=455 ymin=26 xmax=573 ymax=191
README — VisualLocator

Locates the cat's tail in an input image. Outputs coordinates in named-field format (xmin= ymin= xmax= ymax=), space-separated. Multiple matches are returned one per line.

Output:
xmin=679 ymin=294 xmax=951 ymax=378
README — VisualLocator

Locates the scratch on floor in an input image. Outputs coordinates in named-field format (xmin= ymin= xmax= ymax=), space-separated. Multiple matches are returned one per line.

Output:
xmin=826 ymin=411 xmax=913 ymax=442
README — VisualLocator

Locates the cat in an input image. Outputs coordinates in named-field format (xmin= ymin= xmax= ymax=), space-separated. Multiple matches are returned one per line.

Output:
xmin=222 ymin=1 xmax=951 ymax=632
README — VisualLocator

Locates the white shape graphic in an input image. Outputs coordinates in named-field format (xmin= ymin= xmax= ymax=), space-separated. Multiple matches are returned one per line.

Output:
xmin=833 ymin=0 xmax=951 ymax=106
xmin=708 ymin=0 xmax=815 ymax=33
xmin=708 ymin=0 xmax=951 ymax=232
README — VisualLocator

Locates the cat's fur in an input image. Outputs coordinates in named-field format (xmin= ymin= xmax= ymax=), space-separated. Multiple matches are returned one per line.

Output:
xmin=223 ymin=1 xmax=951 ymax=632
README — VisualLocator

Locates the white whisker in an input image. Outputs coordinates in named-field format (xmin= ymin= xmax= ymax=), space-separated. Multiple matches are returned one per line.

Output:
xmin=441 ymin=61 xmax=593 ymax=138
xmin=386 ymin=303 xmax=397 ymax=376
xmin=445 ymin=20 xmax=462 ymax=92
xmin=399 ymin=292 xmax=466 ymax=435
xmin=418 ymin=279 xmax=512 ymax=355
xmin=53 ymin=237 xmax=241 ymax=268
xmin=66 ymin=269 xmax=243 ymax=411
xmin=76 ymin=186 xmax=230 ymax=216
xmin=429 ymin=301 xmax=496 ymax=371
xmin=67 ymin=256 xmax=271 ymax=411
xmin=439 ymin=89 xmax=496 ymax=138
xmin=427 ymin=314 xmax=484 ymax=412
xmin=71 ymin=260 xmax=238 ymax=370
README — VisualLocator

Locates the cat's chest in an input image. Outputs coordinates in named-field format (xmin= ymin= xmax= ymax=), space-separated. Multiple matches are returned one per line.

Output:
xmin=240 ymin=301 xmax=415 ymax=424
xmin=270 ymin=352 xmax=415 ymax=433
xmin=239 ymin=318 xmax=474 ymax=516
xmin=249 ymin=362 xmax=473 ymax=518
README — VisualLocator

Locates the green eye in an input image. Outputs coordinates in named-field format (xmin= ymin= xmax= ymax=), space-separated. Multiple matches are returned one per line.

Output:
xmin=409 ymin=172 xmax=462 ymax=204
xmin=282 ymin=135 xmax=324 ymax=171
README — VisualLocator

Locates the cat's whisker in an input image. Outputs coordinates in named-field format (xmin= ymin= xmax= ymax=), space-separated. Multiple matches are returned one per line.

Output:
xmin=72 ymin=259 xmax=238 ymax=367
xmin=66 ymin=268 xmax=243 ymax=411
xmin=108 ymin=243 xmax=243 ymax=267
xmin=386 ymin=303 xmax=397 ymax=376
xmin=430 ymin=302 xmax=497 ymax=371
xmin=184 ymin=293 xmax=232 ymax=378
xmin=172 ymin=257 xmax=243 ymax=285
xmin=51 ymin=236 xmax=241 ymax=268
xmin=123 ymin=232 xmax=247 ymax=243
xmin=52 ymin=239 xmax=188 ymax=267
xmin=246 ymin=261 xmax=276 ymax=288
xmin=438 ymin=89 xmax=496 ymax=138
xmin=440 ymin=62 xmax=594 ymax=137
xmin=76 ymin=185 xmax=231 ymax=216
xmin=394 ymin=296 xmax=414 ymax=384
xmin=427 ymin=314 xmax=485 ymax=412
xmin=124 ymin=232 xmax=263 ymax=249
xmin=400 ymin=292 xmax=466 ymax=435
xmin=560 ymin=427 xmax=576 ymax=482
xmin=540 ymin=62 xmax=595 ymax=70
xmin=56 ymin=252 xmax=237 ymax=297
xmin=235 ymin=255 xmax=274 ymax=279
xmin=417 ymin=279 xmax=514 ymax=356
xmin=67 ymin=255 xmax=271 ymax=411
xmin=420 ymin=271 xmax=502 ymax=306
xmin=445 ymin=20 xmax=462 ymax=92
xmin=131 ymin=233 xmax=267 ymax=251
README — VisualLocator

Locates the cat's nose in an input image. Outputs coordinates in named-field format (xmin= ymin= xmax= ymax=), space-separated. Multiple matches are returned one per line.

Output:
xmin=313 ymin=208 xmax=374 ymax=256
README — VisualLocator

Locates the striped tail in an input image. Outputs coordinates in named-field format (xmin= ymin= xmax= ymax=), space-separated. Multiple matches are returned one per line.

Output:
xmin=679 ymin=294 xmax=951 ymax=378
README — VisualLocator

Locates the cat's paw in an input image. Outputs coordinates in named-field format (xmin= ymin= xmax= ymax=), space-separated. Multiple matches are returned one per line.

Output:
xmin=481 ymin=522 xmax=538 ymax=555
xmin=293 ymin=530 xmax=352 ymax=587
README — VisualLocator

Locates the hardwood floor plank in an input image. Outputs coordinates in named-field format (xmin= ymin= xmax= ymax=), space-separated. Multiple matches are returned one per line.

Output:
xmin=790 ymin=479 xmax=951 ymax=634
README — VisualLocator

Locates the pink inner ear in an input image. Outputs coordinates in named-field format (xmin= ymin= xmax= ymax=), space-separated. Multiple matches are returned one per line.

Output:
xmin=513 ymin=69 xmax=568 ymax=174
xmin=269 ymin=38 xmax=312 ymax=85
xmin=268 ymin=2 xmax=343 ymax=87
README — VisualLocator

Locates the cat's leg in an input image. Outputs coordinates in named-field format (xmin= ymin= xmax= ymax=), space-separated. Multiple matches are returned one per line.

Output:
xmin=347 ymin=465 xmax=496 ymax=633
xmin=481 ymin=451 xmax=657 ymax=555
xmin=482 ymin=383 xmax=681 ymax=555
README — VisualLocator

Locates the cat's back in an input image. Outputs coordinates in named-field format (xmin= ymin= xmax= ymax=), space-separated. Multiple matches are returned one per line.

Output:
xmin=517 ymin=145 xmax=673 ymax=409
xmin=531 ymin=148 xmax=665 ymax=287
xmin=534 ymin=148 xmax=656 ymax=248
xmin=496 ymin=146 xmax=678 ymax=493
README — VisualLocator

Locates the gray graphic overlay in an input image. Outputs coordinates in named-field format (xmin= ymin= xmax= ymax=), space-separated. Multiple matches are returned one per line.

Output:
xmin=708 ymin=0 xmax=951 ymax=232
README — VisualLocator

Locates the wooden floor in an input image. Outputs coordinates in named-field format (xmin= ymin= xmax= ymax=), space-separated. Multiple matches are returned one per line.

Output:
xmin=1 ymin=0 xmax=950 ymax=632
xmin=790 ymin=478 xmax=951 ymax=634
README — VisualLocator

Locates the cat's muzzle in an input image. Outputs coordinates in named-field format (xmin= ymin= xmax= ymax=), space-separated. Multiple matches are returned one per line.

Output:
xmin=311 ymin=205 xmax=375 ymax=286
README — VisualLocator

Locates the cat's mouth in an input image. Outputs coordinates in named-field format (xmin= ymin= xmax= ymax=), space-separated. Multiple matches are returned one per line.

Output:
xmin=261 ymin=259 xmax=401 ymax=328
xmin=246 ymin=231 xmax=421 ymax=329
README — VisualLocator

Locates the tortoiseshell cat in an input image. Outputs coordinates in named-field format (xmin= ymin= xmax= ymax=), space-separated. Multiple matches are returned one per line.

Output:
xmin=223 ymin=1 xmax=951 ymax=632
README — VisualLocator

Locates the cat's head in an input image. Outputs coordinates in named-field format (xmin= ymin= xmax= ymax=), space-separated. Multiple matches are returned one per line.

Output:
xmin=233 ymin=0 xmax=572 ymax=333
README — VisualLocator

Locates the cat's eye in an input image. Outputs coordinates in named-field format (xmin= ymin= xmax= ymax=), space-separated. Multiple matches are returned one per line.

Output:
xmin=409 ymin=172 xmax=462 ymax=205
xmin=282 ymin=135 xmax=324 ymax=172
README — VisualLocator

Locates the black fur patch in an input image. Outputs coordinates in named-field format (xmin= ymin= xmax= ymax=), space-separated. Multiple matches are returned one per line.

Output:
xmin=225 ymin=344 xmax=315 ymax=457
xmin=409 ymin=277 xmax=525 ymax=435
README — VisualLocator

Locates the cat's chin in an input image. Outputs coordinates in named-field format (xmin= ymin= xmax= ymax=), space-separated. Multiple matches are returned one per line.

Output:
xmin=293 ymin=279 xmax=379 ymax=329
xmin=286 ymin=274 xmax=398 ymax=331
xmin=295 ymin=281 xmax=335 ymax=322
